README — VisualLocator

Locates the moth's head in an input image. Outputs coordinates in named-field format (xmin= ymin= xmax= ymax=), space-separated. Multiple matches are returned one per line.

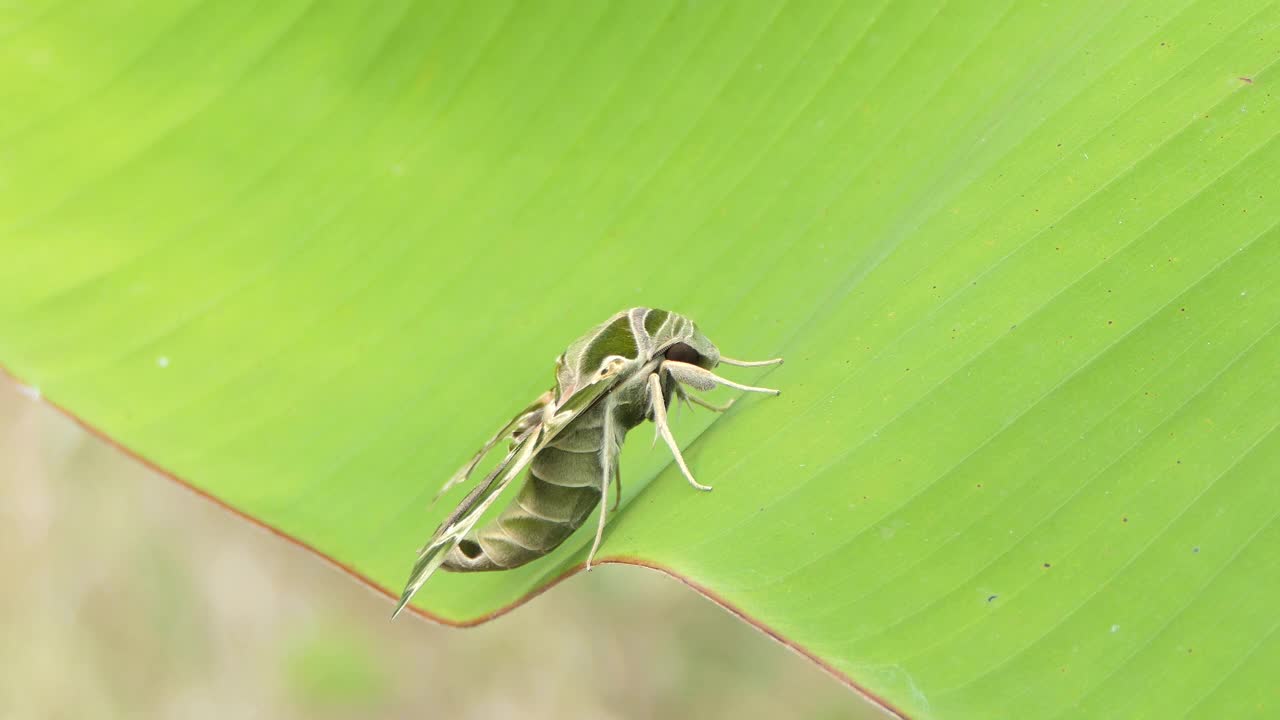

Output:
xmin=658 ymin=321 xmax=720 ymax=370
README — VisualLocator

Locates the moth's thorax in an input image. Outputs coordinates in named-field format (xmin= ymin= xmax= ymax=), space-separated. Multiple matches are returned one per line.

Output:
xmin=609 ymin=359 xmax=669 ymax=429
xmin=555 ymin=308 xmax=721 ymax=398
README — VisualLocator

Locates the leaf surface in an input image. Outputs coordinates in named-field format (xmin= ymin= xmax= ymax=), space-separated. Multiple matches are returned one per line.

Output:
xmin=2 ymin=2 xmax=1278 ymax=717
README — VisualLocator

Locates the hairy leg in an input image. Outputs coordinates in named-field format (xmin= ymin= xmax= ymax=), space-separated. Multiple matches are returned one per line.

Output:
xmin=586 ymin=398 xmax=619 ymax=570
xmin=718 ymin=356 xmax=783 ymax=368
xmin=662 ymin=360 xmax=781 ymax=396
xmin=647 ymin=373 xmax=712 ymax=491
xmin=676 ymin=383 xmax=735 ymax=412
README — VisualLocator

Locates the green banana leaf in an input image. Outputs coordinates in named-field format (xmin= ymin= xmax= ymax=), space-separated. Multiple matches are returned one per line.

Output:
xmin=2 ymin=1 xmax=1277 ymax=718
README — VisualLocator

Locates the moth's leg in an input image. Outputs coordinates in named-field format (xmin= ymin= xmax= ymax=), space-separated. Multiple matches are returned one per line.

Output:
xmin=655 ymin=387 xmax=693 ymax=450
xmin=650 ymin=385 xmax=689 ymax=462
xmin=718 ymin=356 xmax=784 ymax=368
xmin=647 ymin=373 xmax=712 ymax=492
xmin=435 ymin=390 xmax=553 ymax=501
xmin=677 ymin=383 xmax=735 ymax=413
xmin=662 ymin=360 xmax=781 ymax=396
xmin=587 ymin=400 xmax=619 ymax=571
xmin=612 ymin=462 xmax=623 ymax=512
xmin=672 ymin=384 xmax=687 ymax=415
xmin=672 ymin=384 xmax=693 ymax=414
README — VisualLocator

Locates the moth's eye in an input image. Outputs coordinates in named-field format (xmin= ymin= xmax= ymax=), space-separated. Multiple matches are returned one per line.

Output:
xmin=665 ymin=342 xmax=702 ymax=365
xmin=458 ymin=539 xmax=483 ymax=559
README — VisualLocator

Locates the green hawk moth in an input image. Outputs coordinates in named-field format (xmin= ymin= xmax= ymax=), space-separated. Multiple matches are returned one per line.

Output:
xmin=394 ymin=308 xmax=781 ymax=617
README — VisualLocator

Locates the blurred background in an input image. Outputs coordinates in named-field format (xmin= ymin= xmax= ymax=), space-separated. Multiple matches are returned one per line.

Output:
xmin=0 ymin=378 xmax=889 ymax=720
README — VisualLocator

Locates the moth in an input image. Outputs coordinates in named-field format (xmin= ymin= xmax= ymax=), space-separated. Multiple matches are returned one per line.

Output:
xmin=393 ymin=308 xmax=782 ymax=617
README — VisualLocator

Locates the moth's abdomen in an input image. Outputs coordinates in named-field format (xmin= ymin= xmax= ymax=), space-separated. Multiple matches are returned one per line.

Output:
xmin=442 ymin=429 xmax=609 ymax=572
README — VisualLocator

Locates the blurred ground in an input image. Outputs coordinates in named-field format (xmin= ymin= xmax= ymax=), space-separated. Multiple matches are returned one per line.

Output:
xmin=0 ymin=378 xmax=889 ymax=720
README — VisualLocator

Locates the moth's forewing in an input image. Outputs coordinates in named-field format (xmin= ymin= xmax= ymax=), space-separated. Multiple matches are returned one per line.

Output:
xmin=394 ymin=428 xmax=541 ymax=617
xmin=435 ymin=391 xmax=553 ymax=501
xmin=394 ymin=369 xmax=625 ymax=617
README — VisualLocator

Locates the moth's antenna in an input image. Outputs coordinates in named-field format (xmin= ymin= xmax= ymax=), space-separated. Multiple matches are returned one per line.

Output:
xmin=718 ymin=356 xmax=784 ymax=367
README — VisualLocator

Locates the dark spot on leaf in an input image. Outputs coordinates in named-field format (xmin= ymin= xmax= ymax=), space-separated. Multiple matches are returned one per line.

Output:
xmin=987 ymin=595 xmax=998 ymax=602
xmin=1240 ymin=76 xmax=1254 ymax=84
xmin=1192 ymin=546 xmax=1200 ymax=554
xmin=1043 ymin=562 xmax=1052 ymax=568
xmin=1122 ymin=516 xmax=1129 ymax=523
